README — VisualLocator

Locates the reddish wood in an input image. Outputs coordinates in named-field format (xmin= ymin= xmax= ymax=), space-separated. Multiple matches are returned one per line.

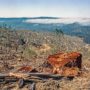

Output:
xmin=47 ymin=52 xmax=82 ymax=76
xmin=17 ymin=66 xmax=34 ymax=72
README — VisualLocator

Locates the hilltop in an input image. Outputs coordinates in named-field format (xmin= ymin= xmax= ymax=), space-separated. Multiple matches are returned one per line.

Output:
xmin=0 ymin=17 xmax=90 ymax=43
xmin=0 ymin=28 xmax=90 ymax=90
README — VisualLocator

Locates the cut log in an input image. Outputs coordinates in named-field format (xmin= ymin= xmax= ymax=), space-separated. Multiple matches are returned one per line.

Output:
xmin=9 ymin=72 xmax=29 ymax=79
xmin=0 ymin=73 xmax=9 ymax=78
xmin=0 ymin=72 xmax=63 ymax=79
xmin=18 ymin=79 xmax=24 ymax=88
xmin=29 ymin=82 xmax=36 ymax=90
xmin=9 ymin=72 xmax=63 ymax=79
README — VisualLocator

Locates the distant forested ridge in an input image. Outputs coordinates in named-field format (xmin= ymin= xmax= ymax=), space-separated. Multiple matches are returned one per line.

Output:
xmin=0 ymin=17 xmax=90 ymax=43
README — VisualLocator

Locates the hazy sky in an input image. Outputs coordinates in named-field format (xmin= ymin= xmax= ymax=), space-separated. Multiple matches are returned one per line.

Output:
xmin=0 ymin=0 xmax=89 ymax=17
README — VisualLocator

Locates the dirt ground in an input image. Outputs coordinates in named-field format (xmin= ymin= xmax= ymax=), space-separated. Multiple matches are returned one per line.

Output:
xmin=0 ymin=30 xmax=90 ymax=90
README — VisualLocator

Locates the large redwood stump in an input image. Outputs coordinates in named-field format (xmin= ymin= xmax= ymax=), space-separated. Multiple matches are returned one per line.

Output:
xmin=47 ymin=52 xmax=82 ymax=76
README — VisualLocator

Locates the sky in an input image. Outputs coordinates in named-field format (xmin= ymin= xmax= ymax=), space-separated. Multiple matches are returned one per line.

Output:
xmin=0 ymin=0 xmax=89 ymax=18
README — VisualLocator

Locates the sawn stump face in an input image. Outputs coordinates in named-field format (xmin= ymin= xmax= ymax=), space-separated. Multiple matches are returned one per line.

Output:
xmin=47 ymin=52 xmax=82 ymax=76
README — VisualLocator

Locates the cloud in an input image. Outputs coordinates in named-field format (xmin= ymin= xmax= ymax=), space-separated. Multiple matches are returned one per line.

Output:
xmin=24 ymin=18 xmax=90 ymax=25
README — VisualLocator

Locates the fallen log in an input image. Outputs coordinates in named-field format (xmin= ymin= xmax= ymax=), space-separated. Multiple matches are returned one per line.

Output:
xmin=0 ymin=72 xmax=62 ymax=89
xmin=29 ymin=82 xmax=36 ymax=90
xmin=0 ymin=72 xmax=75 ymax=86
xmin=0 ymin=72 xmax=63 ymax=80
xmin=9 ymin=72 xmax=63 ymax=79
xmin=0 ymin=73 xmax=9 ymax=78
xmin=18 ymin=79 xmax=24 ymax=88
